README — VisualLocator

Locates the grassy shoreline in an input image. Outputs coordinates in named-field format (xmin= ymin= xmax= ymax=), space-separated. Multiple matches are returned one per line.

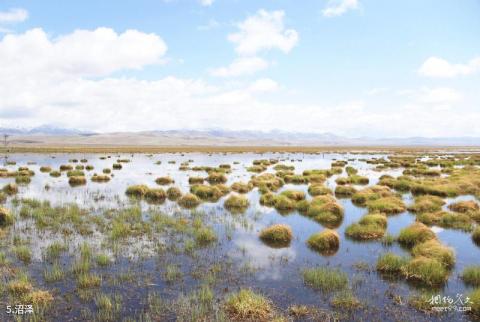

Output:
xmin=2 ymin=145 xmax=480 ymax=154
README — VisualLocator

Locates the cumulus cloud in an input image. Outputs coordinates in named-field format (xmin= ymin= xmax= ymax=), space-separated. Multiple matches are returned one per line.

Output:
xmin=211 ymin=10 xmax=298 ymax=78
xmin=0 ymin=28 xmax=167 ymax=78
xmin=199 ymin=0 xmax=214 ymax=6
xmin=209 ymin=57 xmax=269 ymax=77
xmin=228 ymin=10 xmax=298 ymax=56
xmin=248 ymin=78 xmax=279 ymax=92
xmin=322 ymin=0 xmax=359 ymax=17
xmin=418 ymin=56 xmax=480 ymax=78
xmin=0 ymin=8 xmax=28 ymax=23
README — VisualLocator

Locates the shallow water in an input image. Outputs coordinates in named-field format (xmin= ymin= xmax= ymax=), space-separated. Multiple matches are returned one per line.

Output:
xmin=0 ymin=152 xmax=478 ymax=321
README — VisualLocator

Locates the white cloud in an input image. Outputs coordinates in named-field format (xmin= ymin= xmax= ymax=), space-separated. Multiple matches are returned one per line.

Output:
xmin=322 ymin=0 xmax=359 ymax=17
xmin=210 ymin=57 xmax=269 ymax=77
xmin=418 ymin=56 xmax=480 ymax=78
xmin=199 ymin=0 xmax=214 ymax=6
xmin=0 ymin=8 xmax=28 ymax=23
xmin=0 ymin=28 xmax=167 ymax=78
xmin=419 ymin=87 xmax=463 ymax=104
xmin=249 ymin=78 xmax=279 ymax=92
xmin=228 ymin=10 xmax=298 ymax=56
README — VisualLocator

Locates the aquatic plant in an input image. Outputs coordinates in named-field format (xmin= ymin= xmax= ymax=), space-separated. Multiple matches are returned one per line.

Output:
xmin=188 ymin=176 xmax=204 ymax=184
xmin=2 ymin=183 xmax=18 ymax=195
xmin=145 ymin=188 xmax=167 ymax=203
xmin=401 ymin=257 xmax=449 ymax=286
xmin=224 ymin=194 xmax=249 ymax=212
xmin=306 ymin=196 xmax=344 ymax=226
xmin=376 ymin=253 xmax=409 ymax=273
xmin=398 ymin=222 xmax=436 ymax=247
xmin=366 ymin=196 xmax=406 ymax=214
xmin=302 ymin=267 xmax=348 ymax=292
xmin=40 ymin=166 xmax=52 ymax=173
xmin=411 ymin=240 xmax=455 ymax=268
xmin=49 ymin=171 xmax=61 ymax=177
xmin=280 ymin=190 xmax=305 ymax=201
xmin=206 ymin=172 xmax=227 ymax=184
xmin=125 ymin=185 xmax=149 ymax=197
xmin=334 ymin=185 xmax=356 ymax=197
xmin=461 ymin=266 xmax=480 ymax=287
xmin=167 ymin=187 xmax=182 ymax=200
xmin=69 ymin=176 xmax=87 ymax=186
xmin=178 ymin=193 xmax=201 ymax=208
xmin=307 ymin=229 xmax=340 ymax=255
xmin=345 ymin=213 xmax=387 ymax=240
xmin=0 ymin=207 xmax=14 ymax=227
xmin=259 ymin=224 xmax=293 ymax=247
xmin=91 ymin=174 xmax=111 ymax=182
xmin=308 ymin=184 xmax=332 ymax=196
xmin=156 ymin=176 xmax=174 ymax=185
xmin=224 ymin=289 xmax=273 ymax=321
xmin=231 ymin=181 xmax=253 ymax=194
xmin=408 ymin=195 xmax=445 ymax=213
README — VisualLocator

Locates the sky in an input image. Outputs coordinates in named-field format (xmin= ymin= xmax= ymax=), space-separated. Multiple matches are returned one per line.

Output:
xmin=0 ymin=0 xmax=479 ymax=138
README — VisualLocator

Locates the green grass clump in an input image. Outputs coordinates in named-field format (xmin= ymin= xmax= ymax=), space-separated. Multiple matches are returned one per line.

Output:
xmin=284 ymin=174 xmax=308 ymax=184
xmin=194 ymin=227 xmax=217 ymax=246
xmin=43 ymin=263 xmax=65 ymax=282
xmin=473 ymin=227 xmax=480 ymax=245
xmin=345 ymin=213 xmax=387 ymax=240
xmin=224 ymin=194 xmax=249 ymax=213
xmin=188 ymin=176 xmax=204 ymax=184
xmin=351 ymin=185 xmax=393 ymax=206
xmin=259 ymin=224 xmax=293 ymax=247
xmin=461 ymin=266 xmax=480 ymax=287
xmin=91 ymin=174 xmax=110 ymax=182
xmin=167 ymin=187 xmax=182 ymax=200
xmin=103 ymin=168 xmax=111 ymax=174
xmin=59 ymin=164 xmax=73 ymax=171
xmin=40 ymin=166 xmax=52 ymax=173
xmin=250 ymin=173 xmax=284 ymax=192
xmin=224 ymin=289 xmax=274 ymax=321
xmin=0 ymin=207 xmax=14 ymax=227
xmin=438 ymin=212 xmax=473 ymax=231
xmin=67 ymin=170 xmax=85 ymax=177
xmin=44 ymin=241 xmax=67 ymax=260
xmin=14 ymin=245 xmax=32 ymax=264
xmin=408 ymin=195 xmax=445 ymax=213
xmin=190 ymin=184 xmax=225 ymax=202
xmin=308 ymin=184 xmax=332 ymax=196
xmin=411 ymin=240 xmax=455 ymax=268
xmin=376 ymin=252 xmax=409 ymax=273
xmin=366 ymin=196 xmax=406 ymax=214
xmin=280 ymin=190 xmax=305 ymax=201
xmin=69 ymin=176 xmax=87 ymax=186
xmin=206 ymin=172 xmax=227 ymax=184
xmin=307 ymin=229 xmax=340 ymax=255
xmin=468 ymin=288 xmax=480 ymax=316
xmin=85 ymin=165 xmax=94 ymax=171
xmin=449 ymin=200 xmax=479 ymax=213
xmin=155 ymin=176 xmax=174 ymax=185
xmin=247 ymin=165 xmax=267 ymax=173
xmin=2 ymin=183 xmax=18 ymax=195
xmin=330 ymin=290 xmax=362 ymax=309
xmin=178 ymin=193 xmax=201 ymax=208
xmin=112 ymin=163 xmax=122 ymax=170
xmin=335 ymin=177 xmax=350 ymax=185
xmin=231 ymin=181 xmax=253 ymax=193
xmin=77 ymin=273 xmax=101 ymax=289
xmin=15 ymin=175 xmax=31 ymax=184
xmin=302 ymin=267 xmax=348 ymax=292
xmin=334 ymin=185 xmax=356 ymax=197
xmin=125 ymin=184 xmax=149 ymax=197
xmin=349 ymin=175 xmax=369 ymax=185
xmin=273 ymin=164 xmax=294 ymax=171
xmin=96 ymin=254 xmax=112 ymax=267
xmin=401 ymin=257 xmax=449 ymax=286
xmin=49 ymin=170 xmax=61 ymax=177
xmin=398 ymin=222 xmax=436 ymax=247
xmin=145 ymin=188 xmax=167 ymax=203
xmin=306 ymin=196 xmax=344 ymax=227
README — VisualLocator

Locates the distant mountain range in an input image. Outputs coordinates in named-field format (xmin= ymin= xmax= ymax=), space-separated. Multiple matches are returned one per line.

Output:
xmin=1 ymin=126 xmax=479 ymax=147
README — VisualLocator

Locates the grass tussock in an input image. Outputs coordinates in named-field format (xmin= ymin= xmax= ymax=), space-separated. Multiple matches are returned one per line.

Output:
xmin=473 ymin=226 xmax=480 ymax=245
xmin=156 ymin=176 xmax=174 ymax=185
xmin=0 ymin=207 xmax=14 ymax=227
xmin=178 ymin=193 xmax=201 ymax=208
xmin=206 ymin=172 xmax=227 ymax=184
xmin=280 ymin=190 xmax=305 ymax=201
xmin=345 ymin=213 xmax=387 ymax=240
xmin=125 ymin=185 xmax=150 ymax=197
xmin=408 ymin=195 xmax=445 ymax=213
xmin=302 ymin=267 xmax=348 ymax=292
xmin=69 ymin=176 xmax=87 ymax=186
xmin=259 ymin=224 xmax=293 ymax=247
xmin=306 ymin=196 xmax=344 ymax=227
xmin=250 ymin=173 xmax=284 ymax=192
xmin=224 ymin=289 xmax=274 ymax=321
xmin=351 ymin=185 xmax=393 ymax=206
xmin=334 ymin=185 xmax=356 ymax=197
xmin=91 ymin=174 xmax=111 ymax=182
xmin=167 ymin=187 xmax=182 ymax=200
xmin=461 ymin=266 xmax=480 ymax=287
xmin=398 ymin=222 xmax=436 ymax=247
xmin=188 ymin=176 xmax=204 ymax=184
xmin=468 ymin=288 xmax=480 ymax=316
xmin=224 ymin=194 xmax=250 ymax=213
xmin=190 ymin=184 xmax=227 ymax=202
xmin=376 ymin=252 xmax=409 ymax=273
xmin=366 ymin=196 xmax=406 ymax=214
xmin=401 ymin=257 xmax=449 ymax=286
xmin=411 ymin=240 xmax=455 ymax=268
xmin=308 ymin=184 xmax=332 ymax=196
xmin=3 ymin=183 xmax=18 ymax=195
xmin=307 ymin=229 xmax=339 ymax=255
xmin=231 ymin=181 xmax=253 ymax=194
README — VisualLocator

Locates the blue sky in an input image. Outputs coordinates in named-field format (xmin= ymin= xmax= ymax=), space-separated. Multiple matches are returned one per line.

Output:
xmin=0 ymin=0 xmax=479 ymax=137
